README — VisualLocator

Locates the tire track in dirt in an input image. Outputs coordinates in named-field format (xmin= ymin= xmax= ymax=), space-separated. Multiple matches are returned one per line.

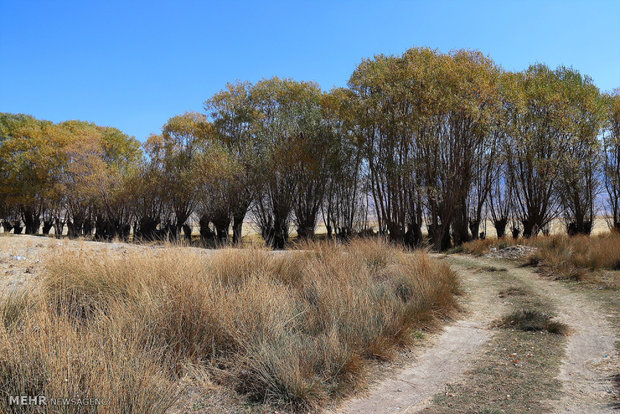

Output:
xmin=474 ymin=258 xmax=619 ymax=414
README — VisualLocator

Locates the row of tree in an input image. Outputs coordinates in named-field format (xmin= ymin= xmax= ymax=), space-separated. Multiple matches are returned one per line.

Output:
xmin=1 ymin=48 xmax=619 ymax=250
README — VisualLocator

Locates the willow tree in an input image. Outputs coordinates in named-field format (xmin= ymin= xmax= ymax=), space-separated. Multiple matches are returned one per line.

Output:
xmin=58 ymin=120 xmax=103 ymax=238
xmin=349 ymin=52 xmax=422 ymax=246
xmin=0 ymin=113 xmax=68 ymax=234
xmin=204 ymin=81 xmax=258 ymax=244
xmin=487 ymin=160 xmax=513 ymax=238
xmin=603 ymin=92 xmax=620 ymax=230
xmin=154 ymin=112 xmax=210 ymax=240
xmin=56 ymin=121 xmax=141 ymax=240
xmin=554 ymin=68 xmax=605 ymax=235
xmin=504 ymin=65 xmax=601 ymax=237
xmin=130 ymin=159 xmax=166 ymax=241
xmin=435 ymin=50 xmax=502 ymax=247
xmin=290 ymin=93 xmax=334 ymax=240
xmin=321 ymin=87 xmax=368 ymax=239
xmin=350 ymin=48 xmax=501 ymax=249
xmin=250 ymin=78 xmax=327 ymax=248
xmin=91 ymin=127 xmax=142 ymax=240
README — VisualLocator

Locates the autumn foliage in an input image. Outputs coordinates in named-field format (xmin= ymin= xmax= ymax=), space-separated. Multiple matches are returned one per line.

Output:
xmin=1 ymin=48 xmax=619 ymax=249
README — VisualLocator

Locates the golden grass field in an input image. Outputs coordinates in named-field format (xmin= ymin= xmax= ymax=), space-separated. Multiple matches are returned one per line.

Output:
xmin=0 ymin=237 xmax=458 ymax=413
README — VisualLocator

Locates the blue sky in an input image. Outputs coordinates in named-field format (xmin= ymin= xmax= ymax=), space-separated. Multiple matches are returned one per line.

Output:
xmin=1 ymin=0 xmax=619 ymax=141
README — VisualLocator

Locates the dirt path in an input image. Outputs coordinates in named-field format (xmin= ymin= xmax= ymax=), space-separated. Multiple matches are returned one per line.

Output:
xmin=338 ymin=255 xmax=618 ymax=413
xmin=473 ymin=257 xmax=619 ymax=413
xmin=336 ymin=258 xmax=508 ymax=413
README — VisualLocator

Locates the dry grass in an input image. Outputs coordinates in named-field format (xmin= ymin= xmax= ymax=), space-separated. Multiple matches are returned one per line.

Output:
xmin=526 ymin=233 xmax=620 ymax=278
xmin=496 ymin=310 xmax=569 ymax=335
xmin=0 ymin=239 xmax=458 ymax=412
xmin=462 ymin=232 xmax=620 ymax=279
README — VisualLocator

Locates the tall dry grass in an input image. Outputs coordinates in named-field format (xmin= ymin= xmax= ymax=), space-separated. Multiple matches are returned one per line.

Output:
xmin=0 ymin=239 xmax=458 ymax=412
xmin=526 ymin=233 xmax=620 ymax=279
xmin=461 ymin=231 xmax=620 ymax=279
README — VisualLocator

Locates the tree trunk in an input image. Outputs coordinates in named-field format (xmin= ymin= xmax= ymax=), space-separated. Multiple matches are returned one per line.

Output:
xmin=53 ymin=219 xmax=64 ymax=239
xmin=182 ymin=224 xmax=193 ymax=242
xmin=452 ymin=200 xmax=470 ymax=246
xmin=387 ymin=222 xmax=405 ymax=244
xmin=42 ymin=220 xmax=53 ymax=235
xmin=270 ymin=217 xmax=288 ymax=249
xmin=199 ymin=215 xmax=215 ymax=244
xmin=494 ymin=219 xmax=507 ymax=238
xmin=136 ymin=217 xmax=159 ymax=241
xmin=67 ymin=218 xmax=83 ymax=239
xmin=213 ymin=214 xmax=230 ymax=245
xmin=522 ymin=218 xmax=536 ymax=238
xmin=404 ymin=222 xmax=422 ymax=248
xmin=468 ymin=220 xmax=480 ymax=241
xmin=325 ymin=224 xmax=332 ymax=239
xmin=1 ymin=221 xmax=14 ymax=233
xmin=22 ymin=209 xmax=40 ymax=235
xmin=296 ymin=225 xmax=315 ymax=240
xmin=232 ymin=213 xmax=245 ymax=245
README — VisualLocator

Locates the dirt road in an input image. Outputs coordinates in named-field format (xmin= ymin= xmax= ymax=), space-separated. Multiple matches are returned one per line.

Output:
xmin=337 ymin=255 xmax=619 ymax=413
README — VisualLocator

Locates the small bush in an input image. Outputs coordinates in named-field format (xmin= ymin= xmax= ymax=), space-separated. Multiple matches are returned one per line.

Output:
xmin=498 ymin=287 xmax=527 ymax=298
xmin=461 ymin=238 xmax=501 ymax=256
xmin=497 ymin=310 xmax=569 ymax=335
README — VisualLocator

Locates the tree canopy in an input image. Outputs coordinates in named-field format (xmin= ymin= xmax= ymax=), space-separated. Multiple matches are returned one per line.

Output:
xmin=0 ymin=48 xmax=616 ymax=248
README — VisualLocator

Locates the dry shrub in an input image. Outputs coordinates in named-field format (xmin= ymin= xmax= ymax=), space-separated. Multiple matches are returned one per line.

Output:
xmin=0 ymin=240 xmax=458 ymax=412
xmin=0 ymin=305 xmax=179 ymax=414
xmin=498 ymin=287 xmax=527 ymax=298
xmin=462 ymin=232 xmax=620 ymax=278
xmin=496 ymin=310 xmax=569 ymax=335
xmin=461 ymin=238 xmax=501 ymax=256
xmin=460 ymin=237 xmax=529 ymax=256
xmin=527 ymin=233 xmax=620 ymax=279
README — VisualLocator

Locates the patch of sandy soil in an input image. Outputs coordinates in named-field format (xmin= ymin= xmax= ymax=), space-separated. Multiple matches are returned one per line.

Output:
xmin=333 ymin=257 xmax=507 ymax=414
xmin=0 ymin=234 xmax=214 ymax=297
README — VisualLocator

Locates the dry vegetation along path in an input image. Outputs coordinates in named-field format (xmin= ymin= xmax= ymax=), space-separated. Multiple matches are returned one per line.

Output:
xmin=338 ymin=254 xmax=618 ymax=413
xmin=337 ymin=257 xmax=507 ymax=413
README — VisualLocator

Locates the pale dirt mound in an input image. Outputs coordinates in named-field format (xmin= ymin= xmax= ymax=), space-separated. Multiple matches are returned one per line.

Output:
xmin=485 ymin=244 xmax=537 ymax=259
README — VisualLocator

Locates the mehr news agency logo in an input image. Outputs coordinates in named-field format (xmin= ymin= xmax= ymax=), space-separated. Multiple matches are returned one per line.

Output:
xmin=9 ymin=395 xmax=110 ymax=407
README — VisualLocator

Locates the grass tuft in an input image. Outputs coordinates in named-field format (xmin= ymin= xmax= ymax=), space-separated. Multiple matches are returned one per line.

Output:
xmin=497 ymin=310 xmax=569 ymax=335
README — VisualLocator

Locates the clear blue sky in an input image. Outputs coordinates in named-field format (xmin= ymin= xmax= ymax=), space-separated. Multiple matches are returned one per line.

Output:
xmin=1 ymin=0 xmax=619 ymax=141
